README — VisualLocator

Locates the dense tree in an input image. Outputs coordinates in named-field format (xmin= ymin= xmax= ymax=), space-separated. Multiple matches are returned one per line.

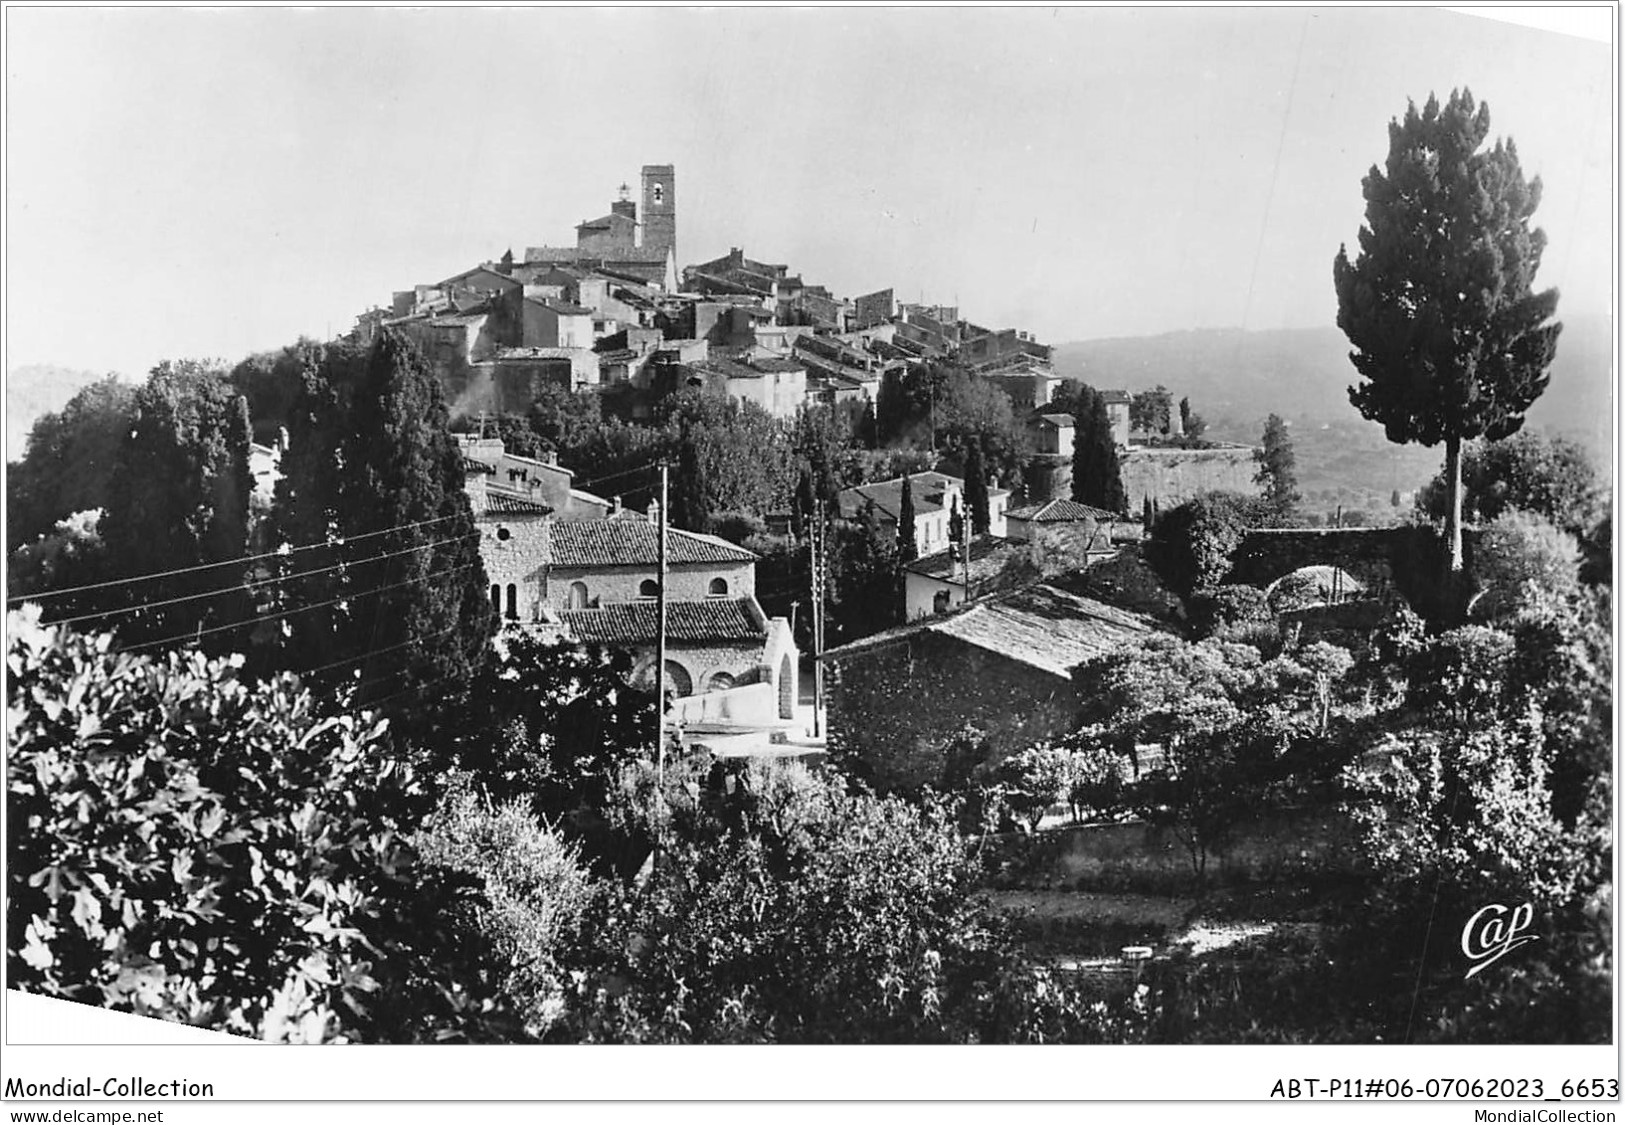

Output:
xmin=791 ymin=403 xmax=858 ymax=514
xmin=7 ymin=376 xmax=136 ymax=554
xmin=1415 ymin=430 xmax=1604 ymax=539
xmin=94 ymin=361 xmax=256 ymax=653
xmin=896 ymin=474 xmax=919 ymax=564
xmin=660 ymin=390 xmax=795 ymax=532
xmin=856 ymin=400 xmax=879 ymax=449
xmin=1254 ymin=413 xmax=1301 ymax=518
xmin=1144 ymin=492 xmax=1268 ymax=600
xmin=1333 ymin=88 xmax=1562 ymax=575
xmin=671 ymin=423 xmax=710 ymax=532
xmin=936 ymin=370 xmax=1028 ymax=485
xmin=7 ymin=510 xmax=107 ymax=606
xmin=1130 ymin=385 xmax=1174 ymax=435
xmin=269 ymin=333 xmax=495 ymax=708
xmin=827 ymin=500 xmax=900 ymax=642
xmin=524 ymin=382 xmax=604 ymax=458
xmin=1070 ymin=386 xmax=1127 ymax=514
xmin=1178 ymin=396 xmax=1206 ymax=441
xmin=964 ymin=442 xmax=991 ymax=535
xmin=875 ymin=366 xmax=911 ymax=445
xmin=227 ymin=341 xmax=317 ymax=445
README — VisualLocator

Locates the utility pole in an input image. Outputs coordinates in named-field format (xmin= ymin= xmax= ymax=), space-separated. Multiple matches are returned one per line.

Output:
xmin=811 ymin=498 xmax=826 ymax=739
xmin=655 ymin=461 xmax=669 ymax=786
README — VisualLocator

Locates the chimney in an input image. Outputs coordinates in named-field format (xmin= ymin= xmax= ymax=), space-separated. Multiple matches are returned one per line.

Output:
xmin=277 ymin=425 xmax=290 ymax=454
xmin=647 ymin=497 xmax=661 ymax=524
xmin=610 ymin=495 xmax=623 ymax=516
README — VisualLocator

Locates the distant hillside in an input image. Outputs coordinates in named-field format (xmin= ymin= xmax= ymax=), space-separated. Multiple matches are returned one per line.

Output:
xmin=5 ymin=364 xmax=114 ymax=458
xmin=1051 ymin=318 xmax=1613 ymax=515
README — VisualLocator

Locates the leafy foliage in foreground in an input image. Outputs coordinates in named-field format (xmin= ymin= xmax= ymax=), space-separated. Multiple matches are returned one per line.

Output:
xmin=5 ymin=609 xmax=506 ymax=1042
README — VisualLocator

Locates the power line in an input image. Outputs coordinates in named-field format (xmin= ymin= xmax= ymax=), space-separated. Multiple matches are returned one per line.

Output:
xmin=304 ymin=623 xmax=462 ymax=681
xmin=572 ymin=460 xmax=661 ymax=492
xmin=43 ymin=533 xmax=472 ymax=628
xmin=8 ymin=513 xmax=467 ymax=606
xmin=117 ymin=561 xmax=479 ymax=654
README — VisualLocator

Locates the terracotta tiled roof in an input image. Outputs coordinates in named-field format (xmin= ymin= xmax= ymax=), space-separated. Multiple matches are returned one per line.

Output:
xmin=561 ymin=597 xmax=766 ymax=644
xmin=905 ymin=536 xmax=1022 ymax=585
xmin=549 ymin=520 xmax=756 ymax=568
xmin=483 ymin=490 xmax=552 ymax=515
xmin=1035 ymin=413 xmax=1076 ymax=428
xmin=1100 ymin=389 xmax=1133 ymax=405
xmin=1005 ymin=499 xmax=1118 ymax=523
xmin=823 ymin=584 xmax=1159 ymax=679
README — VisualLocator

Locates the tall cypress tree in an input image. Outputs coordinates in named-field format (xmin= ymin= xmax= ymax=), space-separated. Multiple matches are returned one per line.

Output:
xmin=1070 ymin=386 xmax=1126 ymax=514
xmin=1334 ymin=88 xmax=1560 ymax=574
xmin=965 ymin=441 xmax=991 ymax=536
xmin=1070 ymin=386 xmax=1102 ymax=506
xmin=269 ymin=331 xmax=494 ymax=708
xmin=1094 ymin=405 xmax=1128 ymax=515
xmin=897 ymin=473 xmax=919 ymax=563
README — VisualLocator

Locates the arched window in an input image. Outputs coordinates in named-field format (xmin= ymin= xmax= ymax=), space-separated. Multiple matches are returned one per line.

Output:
xmin=490 ymin=584 xmax=501 ymax=613
xmin=706 ymin=671 xmax=736 ymax=693
xmin=708 ymin=576 xmax=729 ymax=597
xmin=568 ymin=581 xmax=589 ymax=609
xmin=639 ymin=578 xmax=660 ymax=598
xmin=505 ymin=584 xmax=518 ymax=620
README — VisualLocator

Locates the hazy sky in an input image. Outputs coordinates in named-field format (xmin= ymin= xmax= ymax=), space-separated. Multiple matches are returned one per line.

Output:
xmin=5 ymin=6 xmax=1614 ymax=380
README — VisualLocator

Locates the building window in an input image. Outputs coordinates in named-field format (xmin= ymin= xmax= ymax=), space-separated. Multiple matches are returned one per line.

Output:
xmin=639 ymin=578 xmax=660 ymax=598
xmin=490 ymin=584 xmax=501 ymax=613
xmin=652 ymin=183 xmax=665 ymax=205
xmin=568 ymin=581 xmax=589 ymax=609
xmin=706 ymin=671 xmax=736 ymax=692
xmin=496 ymin=526 xmax=511 ymax=542
xmin=505 ymin=584 xmax=518 ymax=620
xmin=933 ymin=590 xmax=952 ymax=614
xmin=708 ymin=577 xmax=728 ymax=597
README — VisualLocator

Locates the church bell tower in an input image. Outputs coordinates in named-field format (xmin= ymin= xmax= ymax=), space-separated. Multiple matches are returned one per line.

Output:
xmin=640 ymin=164 xmax=676 ymax=261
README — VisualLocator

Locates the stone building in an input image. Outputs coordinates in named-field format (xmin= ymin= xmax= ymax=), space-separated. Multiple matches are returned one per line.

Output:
xmin=524 ymin=166 xmax=678 ymax=289
xmin=821 ymin=583 xmax=1163 ymax=793
xmin=838 ymin=471 xmax=1009 ymax=558
xmin=464 ymin=451 xmax=798 ymax=713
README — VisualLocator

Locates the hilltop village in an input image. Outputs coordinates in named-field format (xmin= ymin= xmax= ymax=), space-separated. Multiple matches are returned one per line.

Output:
xmin=10 ymin=128 xmax=1608 ymax=1048
xmin=336 ymin=163 xmax=1263 ymax=754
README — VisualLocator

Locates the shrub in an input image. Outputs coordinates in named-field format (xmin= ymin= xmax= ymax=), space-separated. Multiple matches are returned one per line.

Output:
xmin=1470 ymin=509 xmax=1582 ymax=620
xmin=1145 ymin=492 xmax=1265 ymax=600
xmin=1189 ymin=583 xmax=1271 ymax=635
xmin=415 ymin=779 xmax=593 ymax=1039
xmin=6 ymin=609 xmax=494 ymax=1042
